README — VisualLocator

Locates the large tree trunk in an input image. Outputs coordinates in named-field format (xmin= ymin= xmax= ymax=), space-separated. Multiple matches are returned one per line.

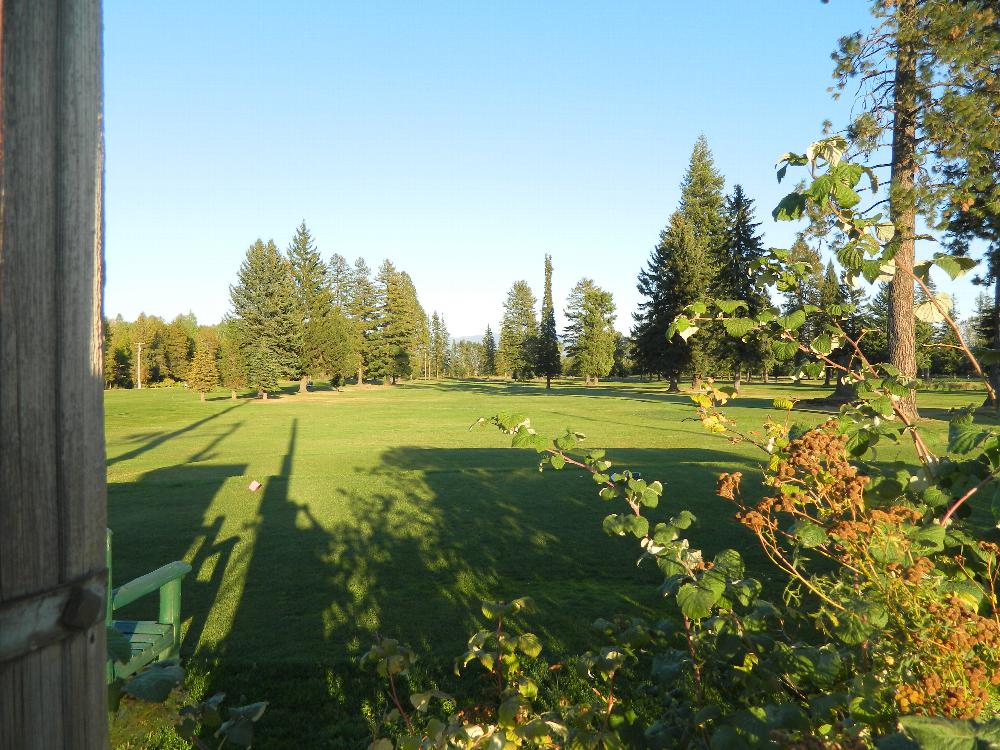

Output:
xmin=887 ymin=0 xmax=920 ymax=420
xmin=762 ymin=369 xmax=769 ymax=383
xmin=299 ymin=374 xmax=309 ymax=393
xmin=667 ymin=375 xmax=680 ymax=392
xmin=200 ymin=392 xmax=206 ymax=402
xmin=357 ymin=365 xmax=364 ymax=385
xmin=734 ymin=368 xmax=742 ymax=394
xmin=231 ymin=389 xmax=238 ymax=400
xmin=0 ymin=1 xmax=109 ymax=746
xmin=546 ymin=375 xmax=551 ymax=389
xmin=692 ymin=374 xmax=702 ymax=391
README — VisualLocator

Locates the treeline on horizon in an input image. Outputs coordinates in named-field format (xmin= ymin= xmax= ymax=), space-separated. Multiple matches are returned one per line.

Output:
xmin=104 ymin=136 xmax=989 ymax=397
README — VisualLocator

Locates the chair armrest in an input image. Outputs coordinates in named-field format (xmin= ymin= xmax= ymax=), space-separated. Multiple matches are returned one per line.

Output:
xmin=112 ymin=561 xmax=192 ymax=611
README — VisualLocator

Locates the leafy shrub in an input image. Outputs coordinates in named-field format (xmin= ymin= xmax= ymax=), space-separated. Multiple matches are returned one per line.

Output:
xmin=361 ymin=139 xmax=1000 ymax=749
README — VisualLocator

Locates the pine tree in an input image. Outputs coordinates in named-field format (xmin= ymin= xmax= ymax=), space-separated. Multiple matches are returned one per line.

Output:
xmin=287 ymin=221 xmax=333 ymax=392
xmin=833 ymin=0 xmax=1000 ymax=418
xmin=370 ymin=262 xmax=426 ymax=383
xmin=681 ymin=136 xmax=727 ymax=282
xmin=229 ymin=238 xmax=300 ymax=398
xmin=632 ymin=138 xmax=726 ymax=389
xmin=327 ymin=252 xmax=352 ymax=309
xmin=564 ymin=279 xmax=616 ymax=385
xmin=537 ymin=254 xmax=561 ymax=388
xmin=496 ymin=281 xmax=538 ymax=380
xmin=430 ymin=311 xmax=449 ymax=378
xmin=483 ymin=325 xmax=497 ymax=376
xmin=716 ymin=185 xmax=769 ymax=390
xmin=345 ymin=258 xmax=378 ymax=384
xmin=188 ymin=343 xmax=219 ymax=401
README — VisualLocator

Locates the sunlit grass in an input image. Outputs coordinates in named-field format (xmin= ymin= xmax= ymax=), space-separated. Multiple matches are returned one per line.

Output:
xmin=105 ymin=378 xmax=989 ymax=747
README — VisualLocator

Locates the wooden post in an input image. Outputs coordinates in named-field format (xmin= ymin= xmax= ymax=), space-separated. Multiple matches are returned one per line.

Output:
xmin=0 ymin=1 xmax=108 ymax=748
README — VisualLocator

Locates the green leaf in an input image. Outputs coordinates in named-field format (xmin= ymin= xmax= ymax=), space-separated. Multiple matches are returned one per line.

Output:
xmin=670 ymin=510 xmax=696 ymax=529
xmin=676 ymin=570 xmax=726 ymax=620
xmin=107 ymin=625 xmax=133 ymax=665
xmin=791 ymin=520 xmax=828 ymax=548
xmin=810 ymin=333 xmax=835 ymax=357
xmin=948 ymin=414 xmax=991 ymax=455
xmin=517 ymin=633 xmax=542 ymax=658
xmin=773 ymin=192 xmax=807 ymax=221
xmin=899 ymin=716 xmax=976 ymax=750
xmin=722 ymin=317 xmax=757 ymax=338
xmin=776 ymin=310 xmax=806 ymax=332
xmin=625 ymin=515 xmax=649 ymax=539
xmin=914 ymin=292 xmax=953 ymax=324
xmin=772 ymin=397 xmax=795 ymax=411
xmin=771 ymin=340 xmax=798 ymax=361
xmin=549 ymin=453 xmax=566 ymax=470
xmin=124 ymin=662 xmax=184 ymax=703
xmin=933 ymin=253 xmax=978 ymax=280
xmin=715 ymin=300 xmax=749 ymax=314
xmin=713 ymin=549 xmax=744 ymax=579
xmin=875 ymin=223 xmax=895 ymax=243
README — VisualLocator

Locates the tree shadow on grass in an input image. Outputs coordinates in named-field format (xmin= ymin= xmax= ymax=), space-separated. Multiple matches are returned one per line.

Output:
xmin=107 ymin=401 xmax=246 ymax=466
xmin=112 ymin=422 xmax=771 ymax=748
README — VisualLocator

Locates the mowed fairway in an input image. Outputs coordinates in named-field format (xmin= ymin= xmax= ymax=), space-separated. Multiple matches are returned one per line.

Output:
xmin=105 ymin=380 xmax=986 ymax=747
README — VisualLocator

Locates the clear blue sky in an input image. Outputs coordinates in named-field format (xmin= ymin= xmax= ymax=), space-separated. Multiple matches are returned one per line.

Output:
xmin=105 ymin=1 xmax=977 ymax=336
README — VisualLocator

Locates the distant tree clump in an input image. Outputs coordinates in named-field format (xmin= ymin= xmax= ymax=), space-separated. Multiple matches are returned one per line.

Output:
xmin=496 ymin=281 xmax=538 ymax=380
xmin=564 ymin=279 xmax=616 ymax=385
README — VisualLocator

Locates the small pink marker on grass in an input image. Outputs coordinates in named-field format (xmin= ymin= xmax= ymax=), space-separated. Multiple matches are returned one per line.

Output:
xmin=248 ymin=480 xmax=262 ymax=492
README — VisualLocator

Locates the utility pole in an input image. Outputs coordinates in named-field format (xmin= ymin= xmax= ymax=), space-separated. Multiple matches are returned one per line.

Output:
xmin=136 ymin=341 xmax=144 ymax=389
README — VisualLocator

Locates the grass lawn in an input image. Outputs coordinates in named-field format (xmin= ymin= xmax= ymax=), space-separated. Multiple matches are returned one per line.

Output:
xmin=105 ymin=378 xmax=989 ymax=748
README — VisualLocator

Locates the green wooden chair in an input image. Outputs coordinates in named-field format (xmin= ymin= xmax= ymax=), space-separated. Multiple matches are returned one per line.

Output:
xmin=106 ymin=529 xmax=192 ymax=682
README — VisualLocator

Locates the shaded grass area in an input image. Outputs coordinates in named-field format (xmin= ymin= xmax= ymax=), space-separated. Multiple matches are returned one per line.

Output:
xmin=105 ymin=378 xmax=989 ymax=747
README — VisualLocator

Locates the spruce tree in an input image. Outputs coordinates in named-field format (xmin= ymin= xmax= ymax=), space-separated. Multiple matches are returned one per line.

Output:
xmin=716 ymin=185 xmax=769 ymax=390
xmin=537 ymin=254 xmax=561 ymax=388
xmin=631 ymin=235 xmax=672 ymax=381
xmin=832 ymin=0 xmax=1000 ymax=418
xmin=483 ymin=325 xmax=497 ymax=376
xmin=229 ymin=238 xmax=300 ymax=398
xmin=328 ymin=252 xmax=352 ymax=309
xmin=103 ymin=315 xmax=133 ymax=388
xmin=681 ymin=136 xmax=727 ymax=281
xmin=188 ymin=343 xmax=219 ymax=401
xmin=287 ymin=221 xmax=333 ymax=392
xmin=496 ymin=281 xmax=538 ymax=380
xmin=345 ymin=258 xmax=378 ymax=384
xmin=564 ymin=279 xmax=616 ymax=385
xmin=370 ymin=262 xmax=426 ymax=383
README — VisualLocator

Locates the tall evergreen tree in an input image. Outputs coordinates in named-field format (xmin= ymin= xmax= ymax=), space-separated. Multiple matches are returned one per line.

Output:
xmin=327 ymin=252 xmax=353 ymax=309
xmin=681 ymin=135 xmax=727 ymax=282
xmin=564 ymin=279 xmax=616 ymax=385
xmin=537 ymin=254 xmax=561 ymax=389
xmin=833 ymin=0 xmax=1000 ymax=418
xmin=287 ymin=221 xmax=333 ymax=392
xmin=632 ymin=138 xmax=726 ymax=389
xmin=496 ymin=281 xmax=538 ymax=380
xmin=716 ymin=185 xmax=769 ymax=389
xmin=370 ymin=262 xmax=426 ymax=383
xmin=631 ymin=235 xmax=672 ymax=381
xmin=345 ymin=258 xmax=378 ymax=384
xmin=483 ymin=325 xmax=497 ymax=376
xmin=103 ymin=315 xmax=133 ymax=388
xmin=229 ymin=238 xmax=300 ymax=398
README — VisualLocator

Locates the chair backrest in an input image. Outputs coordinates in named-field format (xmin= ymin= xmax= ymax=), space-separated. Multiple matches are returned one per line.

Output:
xmin=105 ymin=529 xmax=113 ymax=623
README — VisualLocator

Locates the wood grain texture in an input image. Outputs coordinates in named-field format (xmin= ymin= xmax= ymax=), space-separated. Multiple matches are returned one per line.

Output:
xmin=0 ymin=1 xmax=107 ymax=747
